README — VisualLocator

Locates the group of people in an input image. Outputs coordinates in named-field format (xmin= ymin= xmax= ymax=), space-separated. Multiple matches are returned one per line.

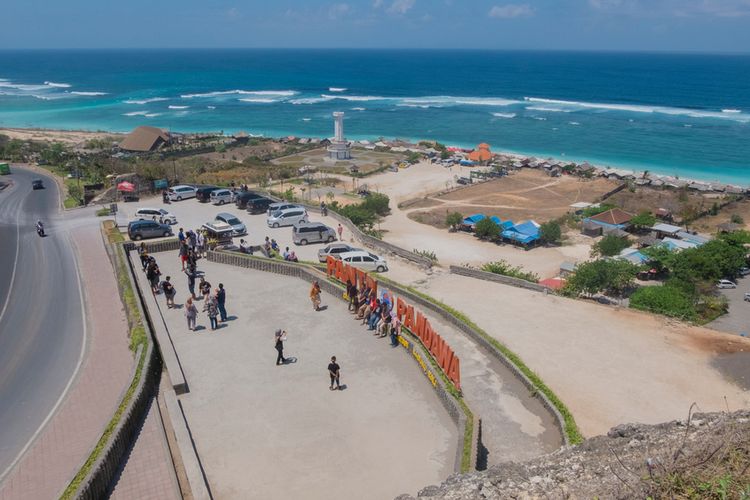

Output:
xmin=137 ymin=239 xmax=229 ymax=332
xmin=177 ymin=228 xmax=208 ymax=271
xmin=346 ymin=280 xmax=401 ymax=347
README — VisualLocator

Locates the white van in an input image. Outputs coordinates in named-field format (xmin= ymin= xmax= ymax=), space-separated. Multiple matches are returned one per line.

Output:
xmin=167 ymin=185 xmax=197 ymax=201
xmin=267 ymin=207 xmax=308 ymax=228
xmin=339 ymin=250 xmax=388 ymax=273
xmin=210 ymin=189 xmax=234 ymax=205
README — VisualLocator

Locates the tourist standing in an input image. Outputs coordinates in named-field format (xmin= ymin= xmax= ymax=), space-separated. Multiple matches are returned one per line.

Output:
xmin=206 ymin=296 xmax=219 ymax=330
xmin=197 ymin=230 xmax=206 ymax=257
xmin=310 ymin=281 xmax=322 ymax=311
xmin=337 ymin=223 xmax=343 ymax=241
xmin=216 ymin=284 xmax=227 ymax=322
xmin=274 ymin=329 xmax=287 ymax=365
xmin=178 ymin=228 xmax=185 ymax=242
xmin=161 ymin=276 xmax=177 ymax=308
xmin=188 ymin=230 xmax=197 ymax=252
xmin=185 ymin=298 xmax=198 ymax=330
xmin=179 ymin=241 xmax=188 ymax=271
xmin=185 ymin=267 xmax=197 ymax=299
xmin=390 ymin=314 xmax=401 ymax=346
xmin=328 ymin=356 xmax=340 ymax=390
xmin=138 ymin=242 xmax=149 ymax=270
xmin=200 ymin=277 xmax=212 ymax=302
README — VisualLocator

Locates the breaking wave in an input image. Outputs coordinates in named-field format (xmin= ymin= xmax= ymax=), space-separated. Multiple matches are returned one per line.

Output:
xmin=124 ymin=97 xmax=169 ymax=104
xmin=181 ymin=89 xmax=297 ymax=98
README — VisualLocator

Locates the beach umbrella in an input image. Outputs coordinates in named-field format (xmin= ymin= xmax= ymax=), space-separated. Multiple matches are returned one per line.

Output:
xmin=117 ymin=181 xmax=136 ymax=192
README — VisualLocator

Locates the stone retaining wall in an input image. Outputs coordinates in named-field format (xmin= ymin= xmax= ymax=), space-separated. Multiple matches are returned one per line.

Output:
xmin=72 ymin=244 xmax=161 ymax=499
xmin=449 ymin=265 xmax=548 ymax=293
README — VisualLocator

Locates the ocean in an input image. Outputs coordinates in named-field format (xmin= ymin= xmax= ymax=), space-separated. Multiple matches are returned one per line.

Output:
xmin=0 ymin=49 xmax=748 ymax=184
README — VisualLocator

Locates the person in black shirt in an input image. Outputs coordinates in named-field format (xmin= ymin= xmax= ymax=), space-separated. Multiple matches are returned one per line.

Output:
xmin=161 ymin=276 xmax=176 ymax=308
xmin=275 ymin=329 xmax=287 ymax=366
xmin=328 ymin=356 xmax=340 ymax=390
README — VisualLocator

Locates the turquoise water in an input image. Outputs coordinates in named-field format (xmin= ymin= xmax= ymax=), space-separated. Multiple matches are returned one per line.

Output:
xmin=0 ymin=49 xmax=749 ymax=184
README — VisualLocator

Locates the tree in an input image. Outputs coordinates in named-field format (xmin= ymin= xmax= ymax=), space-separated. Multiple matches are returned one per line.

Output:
xmin=440 ymin=150 xmax=450 ymax=160
xmin=731 ymin=214 xmax=744 ymax=224
xmin=474 ymin=218 xmax=500 ymax=241
xmin=361 ymin=192 xmax=390 ymax=216
xmin=446 ymin=211 xmax=463 ymax=231
xmin=566 ymin=259 xmax=638 ymax=297
xmin=591 ymin=234 xmax=630 ymax=257
xmin=641 ymin=245 xmax=678 ymax=274
xmin=540 ymin=220 xmax=562 ymax=245
xmin=630 ymin=211 xmax=656 ymax=230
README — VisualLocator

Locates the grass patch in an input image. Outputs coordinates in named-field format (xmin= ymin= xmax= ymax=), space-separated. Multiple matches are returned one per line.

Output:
xmin=61 ymin=226 xmax=148 ymax=498
xmin=375 ymin=274 xmax=583 ymax=445
xmin=95 ymin=207 xmax=110 ymax=217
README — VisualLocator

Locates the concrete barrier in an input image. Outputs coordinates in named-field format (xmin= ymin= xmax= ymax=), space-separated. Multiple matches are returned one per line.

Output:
xmin=163 ymin=389 xmax=212 ymax=500
xmin=449 ymin=265 xmax=548 ymax=293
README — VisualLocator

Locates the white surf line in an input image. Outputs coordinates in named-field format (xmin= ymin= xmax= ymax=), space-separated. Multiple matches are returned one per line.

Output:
xmin=0 ymin=182 xmax=89 ymax=485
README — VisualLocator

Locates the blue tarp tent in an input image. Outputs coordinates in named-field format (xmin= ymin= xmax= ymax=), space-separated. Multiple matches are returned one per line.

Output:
xmin=461 ymin=214 xmax=486 ymax=232
xmin=459 ymin=160 xmax=476 ymax=166
xmin=489 ymin=216 xmax=502 ymax=226
xmin=502 ymin=220 xmax=541 ymax=245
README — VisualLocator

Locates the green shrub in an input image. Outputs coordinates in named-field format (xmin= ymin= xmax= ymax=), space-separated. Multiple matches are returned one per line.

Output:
xmin=591 ymin=234 xmax=630 ymax=257
xmin=481 ymin=261 xmax=539 ymax=282
xmin=361 ymin=192 xmax=390 ymax=216
xmin=630 ymin=211 xmax=656 ymax=229
xmin=565 ymin=259 xmax=638 ymax=297
xmin=731 ymin=214 xmax=744 ymax=224
xmin=446 ymin=211 xmax=463 ymax=230
xmin=629 ymin=284 xmax=697 ymax=321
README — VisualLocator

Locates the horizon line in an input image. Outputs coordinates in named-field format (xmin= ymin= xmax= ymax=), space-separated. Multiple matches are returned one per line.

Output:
xmin=1 ymin=47 xmax=749 ymax=56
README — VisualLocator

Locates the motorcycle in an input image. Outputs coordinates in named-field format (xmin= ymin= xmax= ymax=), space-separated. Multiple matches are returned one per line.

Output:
xmin=36 ymin=224 xmax=45 ymax=237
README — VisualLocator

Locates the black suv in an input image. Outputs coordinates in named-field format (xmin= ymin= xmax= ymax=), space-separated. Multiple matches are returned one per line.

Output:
xmin=247 ymin=197 xmax=273 ymax=214
xmin=32 ymin=179 xmax=44 ymax=190
xmin=195 ymin=185 xmax=219 ymax=202
xmin=235 ymin=191 xmax=264 ymax=209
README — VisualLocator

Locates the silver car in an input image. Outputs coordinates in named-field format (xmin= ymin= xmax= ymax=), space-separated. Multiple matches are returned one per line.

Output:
xmin=293 ymin=222 xmax=336 ymax=246
xmin=267 ymin=202 xmax=302 ymax=216
xmin=127 ymin=220 xmax=173 ymax=241
xmin=215 ymin=212 xmax=246 ymax=236
xmin=318 ymin=242 xmax=361 ymax=262
xmin=267 ymin=207 xmax=308 ymax=228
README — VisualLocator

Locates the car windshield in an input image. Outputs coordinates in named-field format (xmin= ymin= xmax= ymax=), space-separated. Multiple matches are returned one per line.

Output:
xmin=159 ymin=209 xmax=168 ymax=215
xmin=227 ymin=218 xmax=241 ymax=225
xmin=272 ymin=211 xmax=281 ymax=217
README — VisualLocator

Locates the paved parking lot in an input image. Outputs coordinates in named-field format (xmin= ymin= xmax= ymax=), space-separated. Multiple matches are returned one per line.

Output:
xmin=710 ymin=276 xmax=750 ymax=337
xmin=118 ymin=194 xmax=363 ymax=264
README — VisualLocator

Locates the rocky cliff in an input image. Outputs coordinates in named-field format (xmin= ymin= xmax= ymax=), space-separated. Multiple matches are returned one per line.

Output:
xmin=399 ymin=410 xmax=749 ymax=499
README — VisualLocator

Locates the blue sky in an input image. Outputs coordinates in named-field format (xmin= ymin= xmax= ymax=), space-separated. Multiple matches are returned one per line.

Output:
xmin=2 ymin=0 xmax=749 ymax=52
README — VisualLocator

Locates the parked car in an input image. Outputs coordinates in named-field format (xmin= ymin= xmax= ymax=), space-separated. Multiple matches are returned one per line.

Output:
xmin=32 ymin=179 xmax=44 ymax=190
xmin=339 ymin=250 xmax=388 ymax=273
xmin=210 ymin=188 xmax=234 ymax=205
xmin=744 ymin=292 xmax=750 ymax=302
xmin=134 ymin=207 xmax=177 ymax=224
xmin=267 ymin=202 xmax=302 ymax=216
xmin=195 ymin=185 xmax=219 ymax=202
xmin=235 ymin=191 xmax=265 ymax=209
xmin=215 ymin=212 xmax=246 ymax=236
xmin=318 ymin=242 xmax=361 ymax=262
xmin=717 ymin=279 xmax=737 ymax=289
xmin=292 ymin=222 xmax=336 ymax=246
xmin=740 ymin=267 xmax=750 ymax=277
xmin=247 ymin=197 xmax=274 ymax=214
xmin=168 ymin=185 xmax=197 ymax=201
xmin=127 ymin=220 xmax=173 ymax=241
xmin=267 ymin=207 xmax=308 ymax=228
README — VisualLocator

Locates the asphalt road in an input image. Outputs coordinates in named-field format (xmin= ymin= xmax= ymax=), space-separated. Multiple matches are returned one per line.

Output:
xmin=0 ymin=168 xmax=85 ymax=482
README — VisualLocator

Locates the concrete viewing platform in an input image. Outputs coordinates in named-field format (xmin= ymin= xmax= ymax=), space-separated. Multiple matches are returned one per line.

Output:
xmin=137 ymin=258 xmax=457 ymax=499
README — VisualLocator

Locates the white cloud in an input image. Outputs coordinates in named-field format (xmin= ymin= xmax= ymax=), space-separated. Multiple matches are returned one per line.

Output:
xmin=588 ymin=0 xmax=623 ymax=8
xmin=372 ymin=0 xmax=384 ymax=8
xmin=328 ymin=3 xmax=351 ymax=19
xmin=387 ymin=0 xmax=416 ymax=15
xmin=488 ymin=3 xmax=534 ymax=18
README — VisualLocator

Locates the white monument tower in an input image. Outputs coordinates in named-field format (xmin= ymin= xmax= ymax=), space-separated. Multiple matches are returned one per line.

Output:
xmin=327 ymin=111 xmax=351 ymax=160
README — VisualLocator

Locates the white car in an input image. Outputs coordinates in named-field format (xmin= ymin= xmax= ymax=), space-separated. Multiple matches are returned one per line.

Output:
xmin=717 ymin=279 xmax=737 ymax=289
xmin=134 ymin=207 xmax=177 ymax=224
xmin=267 ymin=207 xmax=308 ymax=228
xmin=167 ymin=185 xmax=197 ymax=201
xmin=267 ymin=202 xmax=302 ymax=216
xmin=210 ymin=189 xmax=234 ymax=205
xmin=339 ymin=250 xmax=388 ymax=273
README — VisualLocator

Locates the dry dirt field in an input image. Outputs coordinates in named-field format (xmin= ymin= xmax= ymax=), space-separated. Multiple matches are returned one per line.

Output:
xmin=406 ymin=170 xmax=619 ymax=228
xmin=272 ymin=147 xmax=405 ymax=175
xmin=607 ymin=186 xmax=728 ymax=224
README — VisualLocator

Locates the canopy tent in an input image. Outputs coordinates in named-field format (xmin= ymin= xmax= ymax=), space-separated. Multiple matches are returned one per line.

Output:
xmin=502 ymin=220 xmax=541 ymax=245
xmin=117 ymin=181 xmax=136 ymax=192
